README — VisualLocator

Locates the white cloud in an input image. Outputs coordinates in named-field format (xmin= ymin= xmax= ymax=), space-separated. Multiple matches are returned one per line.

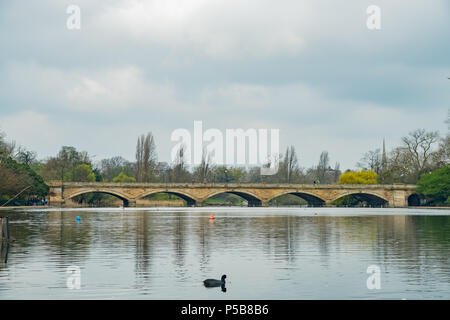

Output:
xmin=95 ymin=0 xmax=308 ymax=59
xmin=2 ymin=62 xmax=182 ymax=113
xmin=0 ymin=0 xmax=448 ymax=170
xmin=64 ymin=66 xmax=175 ymax=112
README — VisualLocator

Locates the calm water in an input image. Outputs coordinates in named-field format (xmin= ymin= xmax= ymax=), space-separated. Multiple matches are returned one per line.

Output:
xmin=0 ymin=207 xmax=449 ymax=299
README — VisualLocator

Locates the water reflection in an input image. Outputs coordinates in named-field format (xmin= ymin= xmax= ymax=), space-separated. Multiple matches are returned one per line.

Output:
xmin=135 ymin=212 xmax=152 ymax=287
xmin=1 ymin=240 xmax=8 ymax=264
xmin=0 ymin=208 xmax=449 ymax=299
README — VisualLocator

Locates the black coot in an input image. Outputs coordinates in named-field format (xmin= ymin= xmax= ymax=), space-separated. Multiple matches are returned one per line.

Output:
xmin=203 ymin=275 xmax=226 ymax=287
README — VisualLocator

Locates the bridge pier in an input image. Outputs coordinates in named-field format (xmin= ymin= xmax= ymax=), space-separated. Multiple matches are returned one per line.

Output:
xmin=195 ymin=200 xmax=204 ymax=207
xmin=49 ymin=199 xmax=63 ymax=207
xmin=186 ymin=199 xmax=196 ymax=207
xmin=124 ymin=199 xmax=136 ymax=207
xmin=248 ymin=199 xmax=263 ymax=207
xmin=325 ymin=200 xmax=334 ymax=207
xmin=388 ymin=190 xmax=409 ymax=208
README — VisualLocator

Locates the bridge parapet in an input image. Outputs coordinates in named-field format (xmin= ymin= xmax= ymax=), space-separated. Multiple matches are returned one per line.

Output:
xmin=46 ymin=181 xmax=416 ymax=189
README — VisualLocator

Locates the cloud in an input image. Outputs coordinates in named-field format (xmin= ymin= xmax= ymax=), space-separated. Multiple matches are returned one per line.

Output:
xmin=0 ymin=111 xmax=59 ymax=157
xmin=95 ymin=0 xmax=307 ymax=60
xmin=0 ymin=0 xmax=448 ymax=170
xmin=1 ymin=62 xmax=182 ymax=114
xmin=64 ymin=66 xmax=176 ymax=112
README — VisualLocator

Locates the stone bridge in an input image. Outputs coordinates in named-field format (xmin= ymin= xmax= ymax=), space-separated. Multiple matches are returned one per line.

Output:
xmin=47 ymin=181 xmax=417 ymax=208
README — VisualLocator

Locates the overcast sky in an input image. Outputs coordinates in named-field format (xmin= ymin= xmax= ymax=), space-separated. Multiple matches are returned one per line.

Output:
xmin=0 ymin=0 xmax=449 ymax=170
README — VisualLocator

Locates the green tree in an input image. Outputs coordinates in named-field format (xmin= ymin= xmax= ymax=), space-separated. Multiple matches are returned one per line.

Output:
xmin=0 ymin=156 xmax=49 ymax=201
xmin=213 ymin=166 xmax=245 ymax=183
xmin=112 ymin=172 xmax=136 ymax=183
xmin=99 ymin=156 xmax=133 ymax=182
xmin=72 ymin=164 xmax=96 ymax=182
xmin=39 ymin=146 xmax=92 ymax=182
xmin=416 ymin=165 xmax=450 ymax=205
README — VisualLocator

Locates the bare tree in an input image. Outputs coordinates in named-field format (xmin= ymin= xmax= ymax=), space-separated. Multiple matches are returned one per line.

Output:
xmin=135 ymin=135 xmax=144 ymax=181
xmin=284 ymin=146 xmax=299 ymax=183
xmin=0 ymin=130 xmax=16 ymax=158
xmin=143 ymin=133 xmax=157 ymax=182
xmin=316 ymin=151 xmax=329 ymax=182
xmin=135 ymin=132 xmax=157 ymax=182
xmin=194 ymin=148 xmax=212 ymax=183
xmin=384 ymin=129 xmax=440 ymax=183
xmin=432 ymin=112 xmax=450 ymax=167
xmin=152 ymin=161 xmax=172 ymax=183
xmin=332 ymin=162 xmax=341 ymax=183
xmin=171 ymin=144 xmax=191 ymax=182
xmin=357 ymin=149 xmax=382 ymax=174
xmin=15 ymin=147 xmax=37 ymax=166
xmin=401 ymin=129 xmax=439 ymax=178
xmin=432 ymin=136 xmax=450 ymax=167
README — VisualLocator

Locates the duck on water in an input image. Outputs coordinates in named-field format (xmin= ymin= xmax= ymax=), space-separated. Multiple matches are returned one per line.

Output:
xmin=203 ymin=275 xmax=227 ymax=292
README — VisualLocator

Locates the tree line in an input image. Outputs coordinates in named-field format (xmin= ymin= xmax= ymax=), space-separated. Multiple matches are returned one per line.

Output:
xmin=0 ymin=115 xmax=448 ymax=205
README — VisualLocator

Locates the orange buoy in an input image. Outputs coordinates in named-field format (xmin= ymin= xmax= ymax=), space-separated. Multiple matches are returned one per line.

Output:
xmin=209 ymin=213 xmax=215 ymax=220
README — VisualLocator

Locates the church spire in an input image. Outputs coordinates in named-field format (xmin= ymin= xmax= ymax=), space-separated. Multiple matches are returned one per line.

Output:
xmin=381 ymin=138 xmax=387 ymax=171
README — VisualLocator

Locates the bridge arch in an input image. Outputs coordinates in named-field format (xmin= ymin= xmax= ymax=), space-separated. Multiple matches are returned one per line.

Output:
xmin=331 ymin=191 xmax=388 ymax=207
xmin=407 ymin=193 xmax=426 ymax=206
xmin=66 ymin=189 xmax=132 ymax=207
xmin=203 ymin=190 xmax=263 ymax=207
xmin=268 ymin=191 xmax=326 ymax=207
xmin=137 ymin=190 xmax=197 ymax=206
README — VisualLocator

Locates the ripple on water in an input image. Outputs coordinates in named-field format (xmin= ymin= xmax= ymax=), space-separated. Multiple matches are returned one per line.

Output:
xmin=0 ymin=208 xmax=449 ymax=299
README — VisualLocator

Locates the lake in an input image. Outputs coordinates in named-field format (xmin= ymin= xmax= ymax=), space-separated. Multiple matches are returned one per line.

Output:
xmin=1 ymin=207 xmax=449 ymax=299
